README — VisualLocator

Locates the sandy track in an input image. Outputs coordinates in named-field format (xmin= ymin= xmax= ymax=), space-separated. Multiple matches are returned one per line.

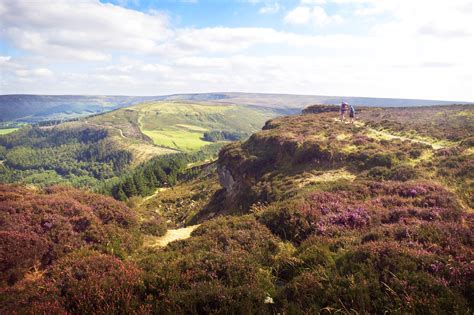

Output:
xmin=144 ymin=224 xmax=201 ymax=248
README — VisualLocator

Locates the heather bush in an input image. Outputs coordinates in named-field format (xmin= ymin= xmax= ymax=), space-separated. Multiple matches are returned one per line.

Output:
xmin=366 ymin=152 xmax=395 ymax=168
xmin=0 ymin=184 xmax=141 ymax=286
xmin=48 ymin=249 xmax=144 ymax=314
xmin=0 ymin=275 xmax=67 ymax=314
xmin=140 ymin=216 xmax=167 ymax=236
xmin=278 ymin=242 xmax=471 ymax=314
xmin=367 ymin=166 xmax=390 ymax=180
xmin=409 ymin=148 xmax=423 ymax=158
xmin=1 ymin=249 xmax=144 ymax=314
xmin=258 ymin=200 xmax=312 ymax=243
xmin=137 ymin=216 xmax=281 ymax=314
xmin=387 ymin=163 xmax=419 ymax=181
xmin=0 ymin=231 xmax=48 ymax=286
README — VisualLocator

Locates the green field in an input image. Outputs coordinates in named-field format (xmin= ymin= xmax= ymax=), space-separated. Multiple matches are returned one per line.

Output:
xmin=88 ymin=101 xmax=284 ymax=153
xmin=137 ymin=102 xmax=282 ymax=151
xmin=142 ymin=129 xmax=210 ymax=151
xmin=0 ymin=128 xmax=19 ymax=135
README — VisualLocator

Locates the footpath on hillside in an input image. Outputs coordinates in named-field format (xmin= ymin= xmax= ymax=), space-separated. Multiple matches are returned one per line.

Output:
xmin=143 ymin=224 xmax=201 ymax=248
xmin=334 ymin=118 xmax=451 ymax=149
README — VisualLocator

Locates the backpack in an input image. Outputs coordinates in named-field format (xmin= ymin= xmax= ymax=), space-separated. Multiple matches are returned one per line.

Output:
xmin=349 ymin=106 xmax=355 ymax=115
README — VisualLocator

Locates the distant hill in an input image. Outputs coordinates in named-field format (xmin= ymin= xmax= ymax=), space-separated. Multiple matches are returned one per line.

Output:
xmin=1 ymin=93 xmax=469 ymax=123
xmin=85 ymin=101 xmax=286 ymax=153
xmin=0 ymin=95 xmax=158 ymax=123
xmin=0 ymin=100 xmax=285 ymax=187
xmin=157 ymin=92 xmax=470 ymax=108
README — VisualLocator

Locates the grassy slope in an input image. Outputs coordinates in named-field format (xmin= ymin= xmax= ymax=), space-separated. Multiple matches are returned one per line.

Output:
xmin=0 ymin=101 xmax=282 ymax=188
xmin=228 ymin=105 xmax=473 ymax=208
xmin=0 ymin=128 xmax=18 ymax=135
xmin=88 ymin=101 xmax=283 ymax=153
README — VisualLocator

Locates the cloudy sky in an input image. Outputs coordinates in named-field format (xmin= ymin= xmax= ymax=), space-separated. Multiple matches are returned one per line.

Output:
xmin=0 ymin=0 xmax=472 ymax=101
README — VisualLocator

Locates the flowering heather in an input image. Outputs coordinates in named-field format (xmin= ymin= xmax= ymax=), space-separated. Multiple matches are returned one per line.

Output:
xmin=1 ymin=105 xmax=473 ymax=313
xmin=0 ymin=184 xmax=140 ymax=287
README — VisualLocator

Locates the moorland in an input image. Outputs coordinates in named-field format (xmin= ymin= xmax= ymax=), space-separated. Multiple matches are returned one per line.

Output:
xmin=0 ymin=101 xmax=473 ymax=314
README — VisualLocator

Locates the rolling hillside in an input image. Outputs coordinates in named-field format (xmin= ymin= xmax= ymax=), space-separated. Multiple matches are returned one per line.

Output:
xmin=0 ymin=95 xmax=158 ymax=123
xmin=0 ymin=101 xmax=285 ymax=187
xmin=159 ymin=92 xmax=469 ymax=109
xmin=1 ymin=93 xmax=468 ymax=125
xmin=1 ymin=104 xmax=472 ymax=314
xmin=86 ymin=101 xmax=285 ymax=152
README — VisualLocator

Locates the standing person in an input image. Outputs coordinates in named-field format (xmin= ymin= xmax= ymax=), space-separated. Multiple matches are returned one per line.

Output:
xmin=340 ymin=101 xmax=348 ymax=122
xmin=349 ymin=104 xmax=356 ymax=124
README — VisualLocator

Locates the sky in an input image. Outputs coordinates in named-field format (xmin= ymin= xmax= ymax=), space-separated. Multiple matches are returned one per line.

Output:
xmin=0 ymin=0 xmax=472 ymax=101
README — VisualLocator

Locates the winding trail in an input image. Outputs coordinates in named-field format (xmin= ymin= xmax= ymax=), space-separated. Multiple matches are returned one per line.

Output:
xmin=334 ymin=118 xmax=450 ymax=149
xmin=84 ymin=120 xmax=127 ymax=139
xmin=366 ymin=127 xmax=447 ymax=149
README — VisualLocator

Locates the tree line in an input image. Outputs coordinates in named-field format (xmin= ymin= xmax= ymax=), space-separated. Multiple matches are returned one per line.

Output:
xmin=97 ymin=143 xmax=222 ymax=201
xmin=0 ymin=126 xmax=132 ymax=186
xmin=202 ymin=130 xmax=248 ymax=142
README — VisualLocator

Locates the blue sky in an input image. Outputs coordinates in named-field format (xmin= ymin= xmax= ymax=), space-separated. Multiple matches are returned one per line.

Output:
xmin=0 ymin=0 xmax=472 ymax=101
xmin=98 ymin=0 xmax=374 ymax=34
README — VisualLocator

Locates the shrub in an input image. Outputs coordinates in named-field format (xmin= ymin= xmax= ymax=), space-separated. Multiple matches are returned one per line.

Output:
xmin=0 ymin=249 xmax=144 ymax=315
xmin=0 ymin=231 xmax=48 ymax=286
xmin=258 ymin=201 xmax=312 ymax=243
xmin=366 ymin=153 xmax=395 ymax=168
xmin=367 ymin=166 xmax=390 ymax=180
xmin=409 ymin=148 xmax=423 ymax=158
xmin=48 ymin=249 xmax=144 ymax=314
xmin=140 ymin=216 xmax=167 ymax=236
xmin=137 ymin=216 xmax=280 ymax=314
xmin=0 ymin=184 xmax=140 ymax=286
xmin=388 ymin=163 xmax=419 ymax=181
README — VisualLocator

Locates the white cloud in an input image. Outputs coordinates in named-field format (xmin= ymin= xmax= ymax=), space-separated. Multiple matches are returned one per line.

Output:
xmin=259 ymin=2 xmax=281 ymax=14
xmin=0 ymin=0 xmax=171 ymax=61
xmin=0 ymin=0 xmax=472 ymax=101
xmin=16 ymin=68 xmax=53 ymax=78
xmin=284 ymin=6 xmax=312 ymax=24
xmin=0 ymin=56 xmax=12 ymax=65
xmin=284 ymin=5 xmax=343 ymax=26
xmin=301 ymin=0 xmax=327 ymax=4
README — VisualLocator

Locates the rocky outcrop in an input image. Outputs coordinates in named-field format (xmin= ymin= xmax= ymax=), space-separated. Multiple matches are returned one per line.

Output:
xmin=214 ymin=108 xmax=422 ymax=213
xmin=217 ymin=165 xmax=236 ymax=194
xmin=215 ymin=115 xmax=336 ymax=212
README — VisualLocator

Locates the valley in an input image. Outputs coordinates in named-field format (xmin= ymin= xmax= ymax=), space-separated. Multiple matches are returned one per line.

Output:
xmin=0 ymin=100 xmax=284 ymax=188
xmin=0 ymin=102 xmax=473 ymax=314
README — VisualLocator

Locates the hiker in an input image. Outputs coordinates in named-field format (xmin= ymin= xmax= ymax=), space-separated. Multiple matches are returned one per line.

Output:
xmin=349 ymin=104 xmax=356 ymax=124
xmin=340 ymin=101 xmax=348 ymax=122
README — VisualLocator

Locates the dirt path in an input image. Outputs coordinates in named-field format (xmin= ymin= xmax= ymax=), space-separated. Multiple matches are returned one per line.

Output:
xmin=84 ymin=120 xmax=127 ymax=139
xmin=366 ymin=128 xmax=447 ymax=149
xmin=140 ymin=187 xmax=168 ymax=206
xmin=143 ymin=224 xmax=200 ymax=248
xmin=333 ymin=118 xmax=449 ymax=149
